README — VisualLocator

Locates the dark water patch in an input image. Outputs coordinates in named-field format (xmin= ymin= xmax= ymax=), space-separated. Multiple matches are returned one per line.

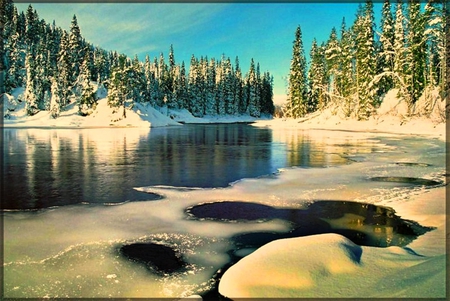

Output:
xmin=395 ymin=162 xmax=432 ymax=167
xmin=186 ymin=201 xmax=276 ymax=222
xmin=119 ymin=243 xmax=187 ymax=275
xmin=186 ymin=200 xmax=434 ymax=248
xmin=370 ymin=176 xmax=441 ymax=186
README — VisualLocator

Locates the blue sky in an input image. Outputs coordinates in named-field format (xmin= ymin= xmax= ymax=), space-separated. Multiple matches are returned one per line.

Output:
xmin=16 ymin=2 xmax=381 ymax=98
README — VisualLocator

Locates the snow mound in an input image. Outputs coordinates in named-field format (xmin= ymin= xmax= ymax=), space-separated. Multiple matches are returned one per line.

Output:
xmin=219 ymin=234 xmax=362 ymax=298
xmin=377 ymin=89 xmax=409 ymax=117
xmin=218 ymin=232 xmax=441 ymax=298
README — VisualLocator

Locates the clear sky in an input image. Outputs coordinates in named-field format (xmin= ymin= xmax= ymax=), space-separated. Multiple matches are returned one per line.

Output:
xmin=15 ymin=2 xmax=381 ymax=100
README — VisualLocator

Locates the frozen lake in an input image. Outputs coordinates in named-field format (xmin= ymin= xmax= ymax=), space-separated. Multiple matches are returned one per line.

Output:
xmin=3 ymin=124 xmax=351 ymax=210
xmin=3 ymin=125 xmax=446 ymax=298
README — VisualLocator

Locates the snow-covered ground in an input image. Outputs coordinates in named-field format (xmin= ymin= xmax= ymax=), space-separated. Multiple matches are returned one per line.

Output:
xmin=2 ymin=87 xmax=262 ymax=128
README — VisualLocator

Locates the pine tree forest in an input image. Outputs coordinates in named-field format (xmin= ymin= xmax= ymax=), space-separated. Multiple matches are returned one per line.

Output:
xmin=2 ymin=1 xmax=275 ymax=119
xmin=286 ymin=0 xmax=447 ymax=121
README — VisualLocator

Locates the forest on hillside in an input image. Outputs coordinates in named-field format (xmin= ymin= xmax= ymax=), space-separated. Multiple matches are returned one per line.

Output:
xmin=285 ymin=0 xmax=447 ymax=121
xmin=1 ymin=0 xmax=275 ymax=120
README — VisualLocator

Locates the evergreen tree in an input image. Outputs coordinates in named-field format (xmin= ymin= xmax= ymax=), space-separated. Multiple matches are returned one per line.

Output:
xmin=338 ymin=18 xmax=354 ymax=115
xmin=247 ymin=58 xmax=260 ymax=117
xmin=178 ymin=61 xmax=189 ymax=109
xmin=378 ymin=0 xmax=395 ymax=94
xmin=5 ymin=31 xmax=24 ymax=91
xmin=308 ymin=39 xmax=327 ymax=112
xmin=25 ymin=5 xmax=39 ymax=50
xmin=57 ymin=31 xmax=72 ymax=106
xmin=24 ymin=52 xmax=39 ymax=116
xmin=405 ymin=0 xmax=426 ymax=105
xmin=129 ymin=54 xmax=145 ymax=103
xmin=234 ymin=56 xmax=245 ymax=114
xmin=107 ymin=54 xmax=131 ymax=118
xmin=353 ymin=1 xmax=377 ymax=119
xmin=393 ymin=0 xmax=407 ymax=93
xmin=78 ymin=54 xmax=97 ymax=116
xmin=69 ymin=15 xmax=83 ymax=83
xmin=260 ymin=71 xmax=275 ymax=115
xmin=49 ymin=77 xmax=61 ymax=118
xmin=188 ymin=55 xmax=203 ymax=117
xmin=204 ymin=58 xmax=217 ymax=115
xmin=286 ymin=25 xmax=308 ymax=118
xmin=423 ymin=0 xmax=444 ymax=88
xmin=223 ymin=57 xmax=234 ymax=115
xmin=325 ymin=27 xmax=340 ymax=103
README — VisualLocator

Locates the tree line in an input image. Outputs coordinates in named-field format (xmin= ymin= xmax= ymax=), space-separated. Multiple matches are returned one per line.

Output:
xmin=286 ymin=0 xmax=447 ymax=120
xmin=2 ymin=0 xmax=275 ymax=119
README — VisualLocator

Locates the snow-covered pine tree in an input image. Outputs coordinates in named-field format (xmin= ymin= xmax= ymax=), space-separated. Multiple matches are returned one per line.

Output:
xmin=158 ymin=52 xmax=171 ymax=107
xmin=393 ymin=0 xmax=408 ymax=96
xmin=286 ymin=25 xmax=308 ymax=118
xmin=94 ymin=47 xmax=109 ymax=83
xmin=49 ymin=77 xmax=61 ymax=118
xmin=325 ymin=27 xmax=340 ymax=106
xmin=215 ymin=58 xmax=226 ymax=115
xmin=3 ymin=0 xmax=15 ymax=42
xmin=170 ymin=64 xmax=182 ymax=110
xmin=223 ymin=57 xmax=235 ymax=115
xmin=423 ymin=0 xmax=444 ymax=88
xmin=142 ymin=54 xmax=152 ymax=103
xmin=378 ymin=0 xmax=395 ymax=95
xmin=188 ymin=55 xmax=203 ymax=117
xmin=34 ymin=39 xmax=52 ymax=110
xmin=247 ymin=58 xmax=260 ymax=117
xmin=78 ymin=53 xmax=97 ymax=116
xmin=107 ymin=54 xmax=130 ymax=119
xmin=24 ymin=51 xmax=39 ymax=116
xmin=307 ymin=38 xmax=326 ymax=112
xmin=406 ymin=0 xmax=426 ymax=105
xmin=405 ymin=0 xmax=426 ymax=106
xmin=260 ymin=71 xmax=274 ymax=115
xmin=178 ymin=61 xmax=189 ymax=110
xmin=234 ymin=56 xmax=245 ymax=114
xmin=198 ymin=56 xmax=208 ymax=115
xmin=5 ymin=31 xmax=24 ymax=92
xmin=129 ymin=54 xmax=145 ymax=103
xmin=57 ymin=31 xmax=72 ymax=107
xmin=25 ymin=5 xmax=39 ymax=50
xmin=353 ymin=1 xmax=377 ymax=120
xmin=339 ymin=20 xmax=355 ymax=117
xmin=204 ymin=58 xmax=217 ymax=115
xmin=69 ymin=15 xmax=83 ymax=83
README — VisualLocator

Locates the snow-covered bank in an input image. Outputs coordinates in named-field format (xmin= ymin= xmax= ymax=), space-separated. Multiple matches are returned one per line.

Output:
xmin=254 ymin=89 xmax=446 ymax=141
xmin=2 ymin=88 xmax=264 ymax=128
xmin=219 ymin=187 xmax=446 ymax=298
xmin=3 ymin=89 xmax=180 ymax=128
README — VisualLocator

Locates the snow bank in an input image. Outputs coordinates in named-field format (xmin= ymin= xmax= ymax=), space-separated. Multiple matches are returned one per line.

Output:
xmin=219 ymin=234 xmax=362 ymax=297
xmin=219 ymin=232 xmax=445 ymax=298
xmin=3 ymin=88 xmax=180 ymax=128
xmin=254 ymin=89 xmax=446 ymax=141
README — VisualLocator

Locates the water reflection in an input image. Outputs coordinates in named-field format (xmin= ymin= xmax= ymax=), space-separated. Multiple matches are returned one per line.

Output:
xmin=4 ymin=125 xmax=376 ymax=210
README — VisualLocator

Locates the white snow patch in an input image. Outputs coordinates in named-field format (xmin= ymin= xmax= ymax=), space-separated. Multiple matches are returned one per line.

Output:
xmin=219 ymin=231 xmax=444 ymax=298
xmin=3 ymin=87 xmax=180 ymax=128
